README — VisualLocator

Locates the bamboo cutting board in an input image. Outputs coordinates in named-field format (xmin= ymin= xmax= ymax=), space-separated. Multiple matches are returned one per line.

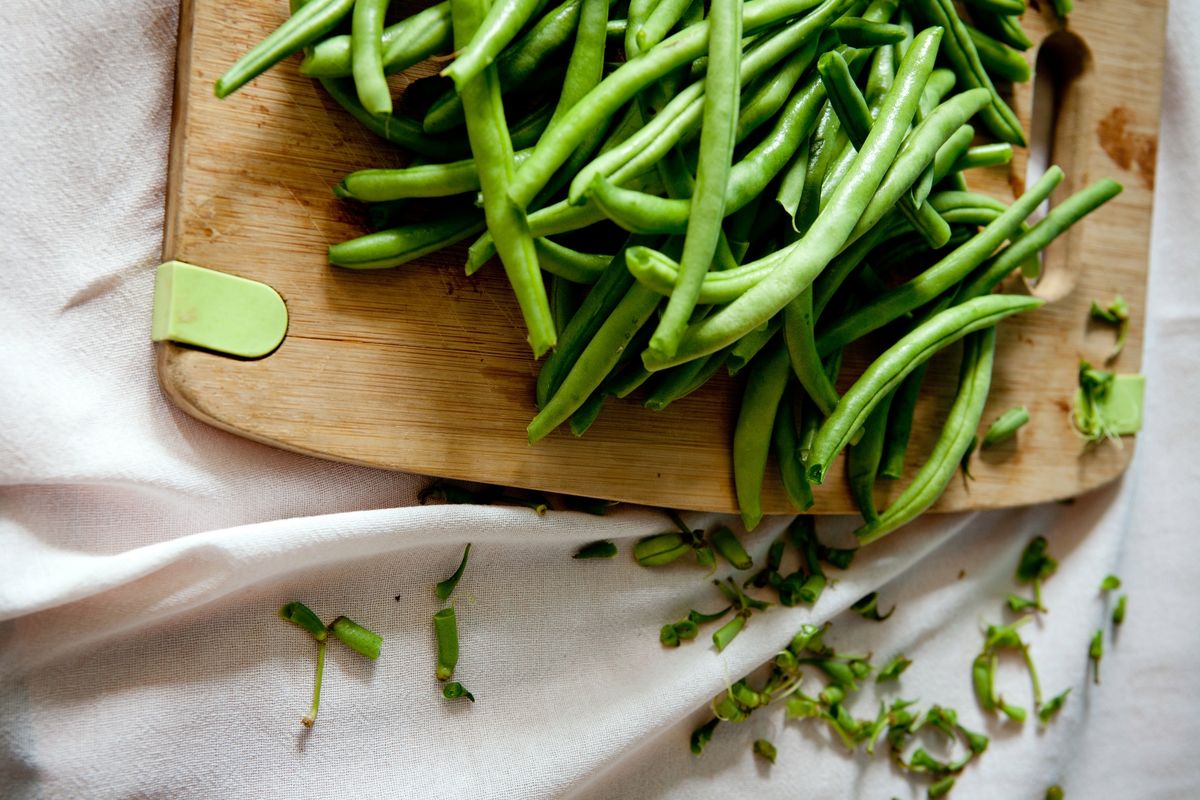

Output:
xmin=159 ymin=0 xmax=1165 ymax=514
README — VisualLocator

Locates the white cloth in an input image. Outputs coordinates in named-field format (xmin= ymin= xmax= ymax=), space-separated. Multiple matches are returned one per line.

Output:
xmin=1 ymin=2 xmax=1196 ymax=797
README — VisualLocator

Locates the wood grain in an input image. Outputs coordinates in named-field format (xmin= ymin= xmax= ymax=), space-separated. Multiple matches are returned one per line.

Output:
xmin=159 ymin=0 xmax=1166 ymax=513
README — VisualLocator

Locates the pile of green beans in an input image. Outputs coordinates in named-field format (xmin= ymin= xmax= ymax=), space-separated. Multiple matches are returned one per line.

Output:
xmin=218 ymin=0 xmax=1120 ymax=544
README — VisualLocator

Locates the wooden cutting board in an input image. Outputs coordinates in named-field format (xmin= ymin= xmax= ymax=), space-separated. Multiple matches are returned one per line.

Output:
xmin=159 ymin=0 xmax=1165 ymax=514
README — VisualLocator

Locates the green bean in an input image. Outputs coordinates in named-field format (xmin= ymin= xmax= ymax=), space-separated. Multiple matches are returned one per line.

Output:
xmin=637 ymin=0 xmax=694 ymax=50
xmin=957 ymin=179 xmax=1124 ymax=301
xmin=606 ymin=18 xmax=627 ymax=37
xmin=551 ymin=276 xmax=580 ymax=337
xmin=508 ymin=99 xmax=559 ymax=151
xmin=299 ymin=2 xmax=452 ymax=78
xmin=728 ymin=317 xmax=784 ymax=376
xmin=550 ymin=0 xmax=611 ymax=127
xmin=855 ymin=329 xmax=996 ymax=544
xmin=793 ymin=102 xmax=843 ymax=234
xmin=847 ymin=390 xmax=892 ymax=521
xmin=953 ymin=143 xmax=1013 ymax=172
xmin=425 ymin=0 xmax=582 ymax=133
xmin=735 ymin=45 xmax=814 ymax=143
xmin=569 ymin=390 xmax=607 ymax=435
xmin=352 ymin=0 xmax=392 ymax=115
xmin=785 ymin=288 xmax=839 ymax=415
xmin=570 ymin=8 xmax=834 ymax=204
xmin=433 ymin=607 xmax=459 ymax=680
xmin=982 ymin=405 xmax=1029 ymax=446
xmin=537 ymin=237 xmax=645 ymax=407
xmin=908 ymin=0 xmax=1025 ymax=145
xmin=452 ymin=0 xmax=556 ymax=357
xmin=967 ymin=24 xmax=1031 ymax=84
xmin=806 ymin=294 xmax=1039 ymax=484
xmin=864 ymin=37 xmax=895 ymax=110
xmin=648 ymin=0 xmax=743 ymax=358
xmin=318 ymin=77 xmax=470 ymax=160
xmin=625 ymin=0 xmax=656 ymax=58
xmin=443 ymin=0 xmax=548 ymax=90
xmin=468 ymin=199 xmax=611 ymax=273
xmin=328 ymin=209 xmax=486 ymax=269
xmin=844 ymin=88 xmax=991 ymax=246
xmin=818 ymin=49 xmax=950 ymax=248
xmin=335 ymin=151 xmax=534 ymax=202
xmin=831 ymin=18 xmax=906 ymax=47
xmin=773 ymin=384 xmax=815 ymax=510
xmin=215 ymin=0 xmax=355 ymax=98
xmin=735 ymin=338 xmax=791 ymax=531
xmin=815 ymin=166 xmax=1063 ymax=355
xmin=641 ymin=26 xmax=943 ymax=372
xmin=878 ymin=360 xmax=927 ymax=479
xmin=528 ymin=283 xmax=662 ymax=441
xmin=511 ymin=0 xmax=833 ymax=207
xmin=711 ymin=525 xmax=754 ymax=569
xmin=974 ymin=8 xmax=1033 ymax=51
xmin=625 ymin=244 xmax=785 ymax=304
xmin=586 ymin=76 xmax=826 ymax=233
xmin=534 ymin=239 xmax=611 ymax=283
xmin=916 ymin=67 xmax=956 ymax=122
xmin=644 ymin=348 xmax=730 ymax=408
xmin=776 ymin=138 xmax=810 ymax=220
xmin=961 ymin=0 xmax=1025 ymax=16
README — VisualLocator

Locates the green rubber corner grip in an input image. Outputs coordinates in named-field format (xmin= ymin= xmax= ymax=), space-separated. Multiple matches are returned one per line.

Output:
xmin=1098 ymin=373 xmax=1145 ymax=435
xmin=152 ymin=261 xmax=288 ymax=359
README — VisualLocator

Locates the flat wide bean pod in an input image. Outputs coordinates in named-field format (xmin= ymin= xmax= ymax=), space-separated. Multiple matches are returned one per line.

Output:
xmin=806 ymin=294 xmax=1040 ymax=484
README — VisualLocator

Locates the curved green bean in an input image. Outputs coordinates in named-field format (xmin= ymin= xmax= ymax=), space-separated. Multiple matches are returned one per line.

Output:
xmin=328 ymin=209 xmax=486 ymax=269
xmin=352 ymin=0 xmax=392 ymax=115
xmin=637 ymin=0 xmax=695 ymax=50
xmin=299 ymin=2 xmax=452 ymax=78
xmin=832 ymin=18 xmax=907 ymax=47
xmin=953 ymin=143 xmax=1013 ymax=172
xmin=335 ymin=150 xmax=534 ymax=202
xmin=806 ymin=294 xmax=1040 ymax=484
xmin=878 ymin=360 xmax=928 ymax=479
xmin=855 ymin=329 xmax=996 ymax=544
xmin=648 ymin=0 xmax=743 ymax=358
xmin=624 ymin=245 xmax=786 ymax=304
xmin=216 ymin=0 xmax=355 ymax=98
xmin=735 ymin=338 xmax=791 ymax=531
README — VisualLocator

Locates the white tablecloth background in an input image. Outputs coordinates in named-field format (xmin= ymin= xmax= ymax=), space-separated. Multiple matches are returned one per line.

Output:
xmin=2 ymin=2 xmax=1195 ymax=797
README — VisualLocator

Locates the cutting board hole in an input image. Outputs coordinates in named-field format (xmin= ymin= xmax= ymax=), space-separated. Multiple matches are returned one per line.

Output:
xmin=1025 ymin=30 xmax=1093 ymax=302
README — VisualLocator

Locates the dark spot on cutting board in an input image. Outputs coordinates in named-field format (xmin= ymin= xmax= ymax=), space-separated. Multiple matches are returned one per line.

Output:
xmin=1008 ymin=170 xmax=1025 ymax=198
xmin=1055 ymin=398 xmax=1071 ymax=413
xmin=958 ymin=569 xmax=966 ymax=580
xmin=1097 ymin=106 xmax=1157 ymax=189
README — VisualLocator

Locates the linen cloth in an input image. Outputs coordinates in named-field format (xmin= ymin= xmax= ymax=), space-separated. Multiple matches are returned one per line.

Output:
xmin=1 ymin=1 xmax=1196 ymax=797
